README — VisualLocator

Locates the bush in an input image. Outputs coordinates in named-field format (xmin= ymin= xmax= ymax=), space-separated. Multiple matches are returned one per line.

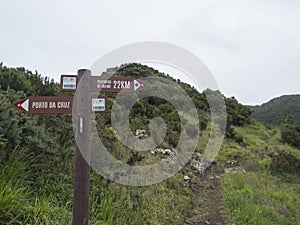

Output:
xmin=225 ymin=127 xmax=244 ymax=145
xmin=280 ymin=124 xmax=300 ymax=149
xmin=271 ymin=146 xmax=300 ymax=175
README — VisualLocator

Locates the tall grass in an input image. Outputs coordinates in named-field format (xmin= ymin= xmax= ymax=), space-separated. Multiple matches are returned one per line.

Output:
xmin=221 ymin=172 xmax=300 ymax=225
xmin=0 ymin=148 xmax=72 ymax=224
xmin=0 ymin=149 xmax=32 ymax=224
xmin=89 ymin=172 xmax=192 ymax=225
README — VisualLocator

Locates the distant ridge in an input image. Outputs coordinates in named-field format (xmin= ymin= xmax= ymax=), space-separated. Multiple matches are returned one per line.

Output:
xmin=251 ymin=94 xmax=300 ymax=126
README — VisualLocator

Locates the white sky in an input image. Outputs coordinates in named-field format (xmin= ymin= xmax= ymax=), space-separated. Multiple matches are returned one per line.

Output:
xmin=1 ymin=0 xmax=299 ymax=105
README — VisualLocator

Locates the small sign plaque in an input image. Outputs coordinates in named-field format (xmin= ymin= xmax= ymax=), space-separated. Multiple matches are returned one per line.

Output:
xmin=61 ymin=75 xmax=78 ymax=91
xmin=92 ymin=97 xmax=107 ymax=112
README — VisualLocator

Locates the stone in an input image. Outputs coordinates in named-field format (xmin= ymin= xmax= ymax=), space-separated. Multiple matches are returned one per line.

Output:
xmin=275 ymin=205 xmax=291 ymax=217
xmin=164 ymin=149 xmax=172 ymax=155
xmin=184 ymin=175 xmax=191 ymax=181
xmin=224 ymin=168 xmax=233 ymax=173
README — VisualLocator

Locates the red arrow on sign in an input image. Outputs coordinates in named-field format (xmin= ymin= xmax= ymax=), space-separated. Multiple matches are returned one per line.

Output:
xmin=13 ymin=98 xmax=30 ymax=112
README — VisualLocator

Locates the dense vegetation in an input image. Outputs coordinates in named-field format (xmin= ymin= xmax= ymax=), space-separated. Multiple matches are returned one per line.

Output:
xmin=0 ymin=63 xmax=299 ymax=224
xmin=280 ymin=124 xmax=300 ymax=149
xmin=251 ymin=94 xmax=300 ymax=126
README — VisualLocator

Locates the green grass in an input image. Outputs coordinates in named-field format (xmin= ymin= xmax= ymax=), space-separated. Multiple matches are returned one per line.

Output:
xmin=89 ymin=172 xmax=192 ymax=225
xmin=219 ymin=122 xmax=300 ymax=225
xmin=0 ymin=149 xmax=31 ymax=224
xmin=26 ymin=197 xmax=71 ymax=225
xmin=0 ymin=149 xmax=72 ymax=224
xmin=221 ymin=172 xmax=300 ymax=225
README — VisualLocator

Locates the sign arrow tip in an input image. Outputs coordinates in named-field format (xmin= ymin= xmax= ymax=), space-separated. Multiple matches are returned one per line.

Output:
xmin=13 ymin=99 xmax=29 ymax=112
xmin=134 ymin=79 xmax=147 ymax=91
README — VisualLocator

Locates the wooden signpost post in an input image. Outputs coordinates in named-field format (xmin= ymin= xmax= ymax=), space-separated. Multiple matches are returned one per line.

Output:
xmin=72 ymin=69 xmax=91 ymax=225
xmin=13 ymin=69 xmax=147 ymax=225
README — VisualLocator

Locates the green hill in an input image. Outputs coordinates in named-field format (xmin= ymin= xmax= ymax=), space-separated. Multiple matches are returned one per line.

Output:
xmin=0 ymin=63 xmax=299 ymax=225
xmin=251 ymin=95 xmax=300 ymax=126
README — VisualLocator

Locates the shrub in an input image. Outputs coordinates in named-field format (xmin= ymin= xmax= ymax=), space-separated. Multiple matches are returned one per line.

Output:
xmin=280 ymin=124 xmax=300 ymax=149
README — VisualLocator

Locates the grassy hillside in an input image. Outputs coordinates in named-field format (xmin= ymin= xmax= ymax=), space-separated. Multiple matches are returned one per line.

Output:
xmin=251 ymin=95 xmax=300 ymax=126
xmin=0 ymin=63 xmax=299 ymax=224
xmin=220 ymin=122 xmax=300 ymax=224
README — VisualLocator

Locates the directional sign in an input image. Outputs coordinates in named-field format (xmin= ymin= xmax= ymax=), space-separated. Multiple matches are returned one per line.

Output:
xmin=13 ymin=96 xmax=74 ymax=114
xmin=90 ymin=76 xmax=146 ymax=92
xmin=60 ymin=75 xmax=146 ymax=93
xmin=13 ymin=96 xmax=107 ymax=114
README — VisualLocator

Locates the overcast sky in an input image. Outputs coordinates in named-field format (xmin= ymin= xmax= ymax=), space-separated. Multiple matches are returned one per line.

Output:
xmin=1 ymin=0 xmax=299 ymax=105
